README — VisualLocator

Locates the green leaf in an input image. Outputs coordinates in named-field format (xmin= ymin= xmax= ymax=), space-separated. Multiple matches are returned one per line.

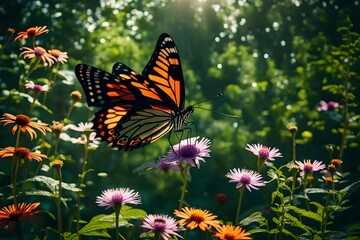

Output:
xmin=339 ymin=180 xmax=360 ymax=198
xmin=240 ymin=212 xmax=267 ymax=226
xmin=23 ymin=175 xmax=81 ymax=193
xmin=63 ymin=232 xmax=78 ymax=240
xmin=288 ymin=205 xmax=322 ymax=222
xmin=305 ymin=188 xmax=329 ymax=195
xmin=79 ymin=214 xmax=113 ymax=237
xmin=284 ymin=212 xmax=315 ymax=234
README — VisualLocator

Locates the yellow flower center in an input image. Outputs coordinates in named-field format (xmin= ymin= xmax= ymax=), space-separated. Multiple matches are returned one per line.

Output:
xmin=14 ymin=147 xmax=30 ymax=159
xmin=189 ymin=209 xmax=205 ymax=223
xmin=15 ymin=114 xmax=31 ymax=126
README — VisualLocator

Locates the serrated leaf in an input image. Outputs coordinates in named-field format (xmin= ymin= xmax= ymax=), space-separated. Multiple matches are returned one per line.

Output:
xmin=239 ymin=212 xmax=266 ymax=226
xmin=23 ymin=175 xmax=81 ymax=193
xmin=284 ymin=212 xmax=315 ymax=234
xmin=339 ymin=180 xmax=360 ymax=198
xmin=305 ymin=188 xmax=329 ymax=195
xmin=79 ymin=214 xmax=113 ymax=236
xmin=288 ymin=205 xmax=322 ymax=222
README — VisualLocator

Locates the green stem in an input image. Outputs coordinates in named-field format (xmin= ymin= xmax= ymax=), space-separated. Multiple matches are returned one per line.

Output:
xmin=0 ymin=30 xmax=14 ymax=55
xmin=178 ymin=164 xmax=190 ymax=210
xmin=321 ymin=190 xmax=331 ymax=239
xmin=19 ymin=57 xmax=41 ymax=91
xmin=234 ymin=186 xmax=245 ymax=224
xmin=291 ymin=133 xmax=296 ymax=161
xmin=29 ymin=91 xmax=41 ymax=115
xmin=56 ymin=168 xmax=63 ymax=240
xmin=12 ymin=157 xmax=20 ymax=205
xmin=76 ymin=136 xmax=90 ymax=237
xmin=115 ymin=205 xmax=121 ymax=240
xmin=66 ymin=102 xmax=75 ymax=119
xmin=54 ymin=135 xmax=61 ymax=156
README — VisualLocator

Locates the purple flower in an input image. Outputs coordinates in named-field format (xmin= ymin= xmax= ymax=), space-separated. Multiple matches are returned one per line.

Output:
xmin=154 ymin=157 xmax=180 ymax=172
xmin=295 ymin=160 xmax=326 ymax=176
xmin=245 ymin=144 xmax=283 ymax=161
xmin=226 ymin=168 xmax=266 ymax=192
xmin=96 ymin=188 xmax=141 ymax=210
xmin=164 ymin=136 xmax=211 ymax=169
xmin=25 ymin=81 xmax=49 ymax=92
xmin=317 ymin=100 xmax=341 ymax=111
xmin=141 ymin=214 xmax=183 ymax=240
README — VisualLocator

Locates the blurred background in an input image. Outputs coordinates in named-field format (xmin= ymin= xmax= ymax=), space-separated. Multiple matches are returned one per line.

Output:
xmin=0 ymin=0 xmax=359 ymax=238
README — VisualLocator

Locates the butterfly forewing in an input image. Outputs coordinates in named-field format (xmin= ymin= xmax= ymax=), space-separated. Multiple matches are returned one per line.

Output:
xmin=142 ymin=33 xmax=185 ymax=110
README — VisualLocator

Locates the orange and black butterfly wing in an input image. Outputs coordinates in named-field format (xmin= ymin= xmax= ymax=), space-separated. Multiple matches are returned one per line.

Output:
xmin=142 ymin=33 xmax=185 ymax=111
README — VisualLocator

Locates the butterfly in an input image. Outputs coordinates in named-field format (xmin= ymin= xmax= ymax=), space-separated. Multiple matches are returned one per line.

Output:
xmin=75 ymin=33 xmax=194 ymax=151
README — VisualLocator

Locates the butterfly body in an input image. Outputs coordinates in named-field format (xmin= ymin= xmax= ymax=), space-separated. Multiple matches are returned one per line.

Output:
xmin=75 ymin=33 xmax=193 ymax=151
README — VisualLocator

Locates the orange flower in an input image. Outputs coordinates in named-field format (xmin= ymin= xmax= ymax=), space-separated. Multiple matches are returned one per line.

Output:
xmin=48 ymin=49 xmax=68 ymax=64
xmin=0 ymin=147 xmax=47 ymax=162
xmin=20 ymin=46 xmax=56 ymax=66
xmin=214 ymin=225 xmax=252 ymax=240
xmin=0 ymin=113 xmax=51 ymax=140
xmin=174 ymin=207 xmax=220 ymax=231
xmin=14 ymin=26 xmax=49 ymax=42
xmin=0 ymin=202 xmax=41 ymax=231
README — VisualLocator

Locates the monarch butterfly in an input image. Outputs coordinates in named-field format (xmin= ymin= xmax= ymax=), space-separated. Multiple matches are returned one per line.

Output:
xmin=75 ymin=33 xmax=193 ymax=151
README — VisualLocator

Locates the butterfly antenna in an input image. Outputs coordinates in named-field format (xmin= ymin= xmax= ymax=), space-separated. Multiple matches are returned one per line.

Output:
xmin=192 ymin=93 xmax=238 ymax=118
xmin=192 ymin=93 xmax=223 ymax=106
xmin=194 ymin=106 xmax=239 ymax=118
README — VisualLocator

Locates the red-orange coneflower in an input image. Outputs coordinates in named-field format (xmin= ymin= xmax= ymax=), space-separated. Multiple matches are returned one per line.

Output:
xmin=48 ymin=49 xmax=68 ymax=64
xmin=0 ymin=147 xmax=47 ymax=162
xmin=0 ymin=113 xmax=51 ymax=140
xmin=214 ymin=224 xmax=252 ymax=240
xmin=14 ymin=26 xmax=49 ymax=43
xmin=174 ymin=207 xmax=220 ymax=231
xmin=20 ymin=46 xmax=56 ymax=66
xmin=0 ymin=202 xmax=41 ymax=231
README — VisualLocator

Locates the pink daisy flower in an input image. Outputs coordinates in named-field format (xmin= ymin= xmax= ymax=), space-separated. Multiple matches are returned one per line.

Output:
xmin=295 ymin=159 xmax=326 ymax=176
xmin=164 ymin=136 xmax=211 ymax=169
xmin=96 ymin=188 xmax=141 ymax=210
xmin=245 ymin=143 xmax=282 ymax=161
xmin=226 ymin=168 xmax=266 ymax=192
xmin=317 ymin=100 xmax=341 ymax=111
xmin=25 ymin=81 xmax=49 ymax=92
xmin=141 ymin=214 xmax=183 ymax=240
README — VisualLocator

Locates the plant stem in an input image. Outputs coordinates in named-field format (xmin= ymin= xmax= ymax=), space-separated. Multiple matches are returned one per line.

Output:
xmin=178 ymin=164 xmax=190 ymax=210
xmin=29 ymin=91 xmax=41 ymax=115
xmin=291 ymin=132 xmax=296 ymax=161
xmin=234 ymin=186 xmax=245 ymax=224
xmin=19 ymin=57 xmax=41 ymax=91
xmin=115 ymin=205 xmax=121 ymax=240
xmin=56 ymin=167 xmax=63 ymax=240
xmin=12 ymin=157 xmax=20 ymax=205
xmin=76 ymin=135 xmax=90 ymax=238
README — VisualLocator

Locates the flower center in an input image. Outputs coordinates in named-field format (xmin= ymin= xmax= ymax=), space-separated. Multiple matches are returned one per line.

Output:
xmin=111 ymin=194 xmax=124 ymax=204
xmin=180 ymin=145 xmax=199 ymax=158
xmin=15 ymin=114 xmax=31 ymax=126
xmin=189 ymin=210 xmax=205 ymax=223
xmin=258 ymin=147 xmax=270 ymax=159
xmin=33 ymin=84 xmax=43 ymax=91
xmin=26 ymin=27 xmax=37 ymax=35
xmin=14 ymin=147 xmax=31 ymax=159
xmin=34 ymin=47 xmax=46 ymax=56
xmin=153 ymin=218 xmax=166 ymax=232
xmin=224 ymin=233 xmax=236 ymax=240
xmin=240 ymin=175 xmax=251 ymax=185
xmin=9 ymin=210 xmax=22 ymax=220
xmin=303 ymin=163 xmax=313 ymax=173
